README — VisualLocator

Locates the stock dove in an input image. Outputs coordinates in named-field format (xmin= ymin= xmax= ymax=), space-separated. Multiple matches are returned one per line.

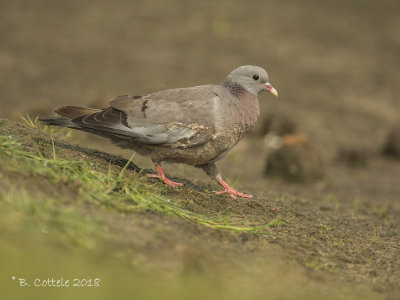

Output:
xmin=41 ymin=65 xmax=278 ymax=199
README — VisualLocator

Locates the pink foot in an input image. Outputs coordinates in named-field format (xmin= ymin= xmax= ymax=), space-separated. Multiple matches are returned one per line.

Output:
xmin=147 ymin=165 xmax=183 ymax=188
xmin=214 ymin=179 xmax=253 ymax=199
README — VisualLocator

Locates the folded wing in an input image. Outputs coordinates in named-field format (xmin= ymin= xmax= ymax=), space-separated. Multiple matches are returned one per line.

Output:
xmin=68 ymin=87 xmax=220 ymax=148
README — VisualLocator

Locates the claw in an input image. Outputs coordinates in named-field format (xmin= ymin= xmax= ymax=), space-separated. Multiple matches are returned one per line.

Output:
xmin=214 ymin=179 xmax=253 ymax=199
xmin=147 ymin=165 xmax=183 ymax=188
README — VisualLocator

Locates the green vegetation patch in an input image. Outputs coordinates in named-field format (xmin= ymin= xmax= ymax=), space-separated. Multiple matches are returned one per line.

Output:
xmin=0 ymin=119 xmax=281 ymax=234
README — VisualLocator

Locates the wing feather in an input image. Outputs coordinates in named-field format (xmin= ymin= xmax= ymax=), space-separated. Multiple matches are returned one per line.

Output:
xmin=69 ymin=86 xmax=220 ymax=148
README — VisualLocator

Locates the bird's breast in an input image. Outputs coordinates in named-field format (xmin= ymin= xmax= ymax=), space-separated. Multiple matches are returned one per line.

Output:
xmin=220 ymin=92 xmax=260 ymax=138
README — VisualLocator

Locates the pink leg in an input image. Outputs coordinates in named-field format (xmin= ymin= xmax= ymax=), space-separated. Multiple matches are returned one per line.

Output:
xmin=214 ymin=179 xmax=253 ymax=199
xmin=147 ymin=164 xmax=183 ymax=188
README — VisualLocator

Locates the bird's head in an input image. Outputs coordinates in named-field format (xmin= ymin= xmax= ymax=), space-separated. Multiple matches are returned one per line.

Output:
xmin=225 ymin=65 xmax=278 ymax=97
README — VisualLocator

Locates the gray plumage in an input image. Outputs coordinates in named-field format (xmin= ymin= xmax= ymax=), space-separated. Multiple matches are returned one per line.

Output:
xmin=41 ymin=65 xmax=278 ymax=198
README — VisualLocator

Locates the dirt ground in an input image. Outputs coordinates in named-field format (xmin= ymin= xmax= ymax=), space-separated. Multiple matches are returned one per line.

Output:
xmin=1 ymin=119 xmax=399 ymax=299
xmin=1 ymin=0 xmax=399 ymax=298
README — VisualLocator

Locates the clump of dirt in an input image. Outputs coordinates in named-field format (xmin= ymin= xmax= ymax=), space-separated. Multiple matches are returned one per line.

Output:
xmin=264 ymin=135 xmax=324 ymax=183
xmin=252 ymin=113 xmax=297 ymax=137
xmin=336 ymin=147 xmax=369 ymax=168
xmin=382 ymin=126 xmax=400 ymax=159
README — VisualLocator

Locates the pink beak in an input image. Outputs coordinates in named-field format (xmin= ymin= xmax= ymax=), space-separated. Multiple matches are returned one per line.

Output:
xmin=265 ymin=83 xmax=278 ymax=97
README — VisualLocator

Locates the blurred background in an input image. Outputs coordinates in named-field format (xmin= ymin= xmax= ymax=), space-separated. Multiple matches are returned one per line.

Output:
xmin=1 ymin=0 xmax=399 ymax=145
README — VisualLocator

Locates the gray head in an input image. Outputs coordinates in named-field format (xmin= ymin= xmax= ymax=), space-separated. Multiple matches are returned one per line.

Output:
xmin=224 ymin=65 xmax=278 ymax=97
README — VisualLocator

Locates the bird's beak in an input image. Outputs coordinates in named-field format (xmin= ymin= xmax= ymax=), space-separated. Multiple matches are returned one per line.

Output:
xmin=265 ymin=83 xmax=278 ymax=97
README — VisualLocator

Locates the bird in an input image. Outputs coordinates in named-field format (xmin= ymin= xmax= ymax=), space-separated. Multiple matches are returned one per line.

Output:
xmin=40 ymin=65 xmax=278 ymax=199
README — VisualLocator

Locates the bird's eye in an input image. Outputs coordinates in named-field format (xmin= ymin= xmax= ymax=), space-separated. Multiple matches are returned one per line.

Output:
xmin=252 ymin=74 xmax=260 ymax=81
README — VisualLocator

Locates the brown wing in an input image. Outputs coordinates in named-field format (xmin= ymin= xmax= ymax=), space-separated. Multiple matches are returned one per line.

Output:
xmin=48 ymin=85 xmax=221 ymax=147
xmin=69 ymin=105 xmax=215 ymax=148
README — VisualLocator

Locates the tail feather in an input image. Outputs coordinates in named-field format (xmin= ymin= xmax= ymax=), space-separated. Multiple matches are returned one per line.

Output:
xmin=40 ymin=106 xmax=101 ymax=128
xmin=55 ymin=106 xmax=101 ymax=119
xmin=40 ymin=106 xmax=131 ymax=140
xmin=40 ymin=115 xmax=128 ymax=140
xmin=39 ymin=116 xmax=79 ymax=128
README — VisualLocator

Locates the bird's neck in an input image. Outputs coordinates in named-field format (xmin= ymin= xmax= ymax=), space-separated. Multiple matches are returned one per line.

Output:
xmin=222 ymin=80 xmax=247 ymax=97
xmin=236 ymin=92 xmax=260 ymax=130
xmin=220 ymin=80 xmax=260 ymax=132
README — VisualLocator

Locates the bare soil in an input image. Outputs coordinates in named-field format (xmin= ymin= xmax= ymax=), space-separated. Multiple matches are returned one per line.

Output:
xmin=1 ymin=121 xmax=399 ymax=299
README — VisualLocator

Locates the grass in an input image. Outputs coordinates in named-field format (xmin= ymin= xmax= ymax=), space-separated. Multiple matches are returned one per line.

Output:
xmin=370 ymin=227 xmax=378 ymax=244
xmin=0 ymin=188 xmax=106 ymax=251
xmin=21 ymin=114 xmax=72 ymax=139
xmin=0 ymin=119 xmax=282 ymax=234
xmin=319 ymin=223 xmax=331 ymax=232
xmin=267 ymin=215 xmax=285 ymax=227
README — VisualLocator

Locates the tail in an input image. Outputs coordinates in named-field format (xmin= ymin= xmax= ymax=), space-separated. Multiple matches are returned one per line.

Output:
xmin=40 ymin=106 xmax=101 ymax=128
xmin=39 ymin=116 xmax=77 ymax=127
